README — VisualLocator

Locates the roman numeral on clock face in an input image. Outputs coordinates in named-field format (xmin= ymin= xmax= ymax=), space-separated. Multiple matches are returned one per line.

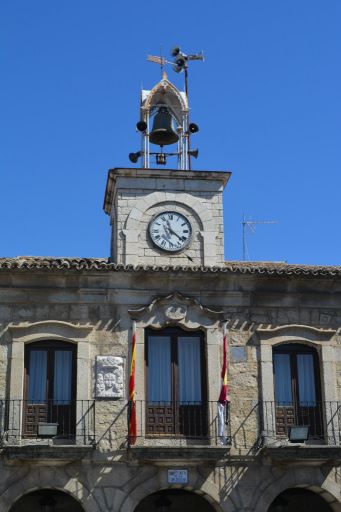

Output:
xmin=149 ymin=211 xmax=192 ymax=253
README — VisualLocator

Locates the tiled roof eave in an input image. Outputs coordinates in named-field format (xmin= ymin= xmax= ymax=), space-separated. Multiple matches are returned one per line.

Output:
xmin=0 ymin=257 xmax=340 ymax=278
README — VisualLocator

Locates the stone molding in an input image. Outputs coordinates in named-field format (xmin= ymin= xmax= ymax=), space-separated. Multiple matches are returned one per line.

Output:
xmin=7 ymin=321 xmax=91 ymax=408
xmin=128 ymin=291 xmax=223 ymax=329
xmin=120 ymin=190 xmax=221 ymax=266
xmin=128 ymin=292 xmax=223 ymax=404
xmin=257 ymin=323 xmax=336 ymax=344
xmin=124 ymin=191 xmax=213 ymax=231
xmin=8 ymin=320 xmax=92 ymax=344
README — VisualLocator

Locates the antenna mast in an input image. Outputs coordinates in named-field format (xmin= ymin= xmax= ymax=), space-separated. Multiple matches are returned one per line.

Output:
xmin=242 ymin=213 xmax=278 ymax=261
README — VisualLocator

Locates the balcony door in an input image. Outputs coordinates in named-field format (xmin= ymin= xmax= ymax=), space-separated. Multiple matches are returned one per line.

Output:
xmin=273 ymin=344 xmax=322 ymax=438
xmin=24 ymin=341 xmax=76 ymax=437
xmin=145 ymin=327 xmax=207 ymax=437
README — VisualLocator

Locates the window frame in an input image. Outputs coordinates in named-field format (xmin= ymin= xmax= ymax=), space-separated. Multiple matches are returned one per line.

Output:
xmin=24 ymin=340 xmax=77 ymax=403
xmin=145 ymin=326 xmax=207 ymax=405
xmin=273 ymin=343 xmax=321 ymax=406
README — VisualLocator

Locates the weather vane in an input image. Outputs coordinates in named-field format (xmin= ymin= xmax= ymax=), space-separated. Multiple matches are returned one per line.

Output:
xmin=147 ymin=46 xmax=204 ymax=97
xmin=128 ymin=46 xmax=204 ymax=170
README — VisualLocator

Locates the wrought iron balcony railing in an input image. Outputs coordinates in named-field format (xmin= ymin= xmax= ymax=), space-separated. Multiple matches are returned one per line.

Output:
xmin=1 ymin=399 xmax=340 ymax=451
xmin=129 ymin=400 xmax=232 ymax=447
xmin=0 ymin=399 xmax=95 ymax=446
xmin=129 ymin=400 xmax=341 ymax=449
xmin=262 ymin=400 xmax=341 ymax=446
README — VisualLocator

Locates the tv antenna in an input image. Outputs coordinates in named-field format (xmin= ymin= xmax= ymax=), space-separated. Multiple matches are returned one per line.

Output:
xmin=242 ymin=213 xmax=278 ymax=261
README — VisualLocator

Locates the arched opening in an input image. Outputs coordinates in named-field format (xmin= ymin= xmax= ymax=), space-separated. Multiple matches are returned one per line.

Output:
xmin=273 ymin=343 xmax=323 ymax=439
xmin=134 ymin=489 xmax=216 ymax=512
xmin=268 ymin=488 xmax=332 ymax=512
xmin=9 ymin=489 xmax=84 ymax=512
xmin=24 ymin=340 xmax=76 ymax=438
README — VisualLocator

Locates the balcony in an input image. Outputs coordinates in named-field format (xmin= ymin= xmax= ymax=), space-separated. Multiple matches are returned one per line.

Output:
xmin=128 ymin=400 xmax=341 ymax=463
xmin=0 ymin=399 xmax=95 ymax=461
xmin=1 ymin=399 xmax=340 ymax=464
xmin=128 ymin=400 xmax=232 ymax=461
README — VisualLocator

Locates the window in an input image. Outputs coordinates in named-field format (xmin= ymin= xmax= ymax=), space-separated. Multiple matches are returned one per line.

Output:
xmin=24 ymin=341 xmax=76 ymax=437
xmin=145 ymin=327 xmax=207 ymax=437
xmin=273 ymin=344 xmax=322 ymax=438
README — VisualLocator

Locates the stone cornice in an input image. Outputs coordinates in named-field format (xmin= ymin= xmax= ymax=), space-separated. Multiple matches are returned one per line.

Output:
xmin=103 ymin=167 xmax=231 ymax=214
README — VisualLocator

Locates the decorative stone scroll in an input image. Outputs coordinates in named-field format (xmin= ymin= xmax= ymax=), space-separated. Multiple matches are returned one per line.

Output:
xmin=128 ymin=291 xmax=223 ymax=329
xmin=95 ymin=356 xmax=124 ymax=398
xmin=164 ymin=303 xmax=187 ymax=321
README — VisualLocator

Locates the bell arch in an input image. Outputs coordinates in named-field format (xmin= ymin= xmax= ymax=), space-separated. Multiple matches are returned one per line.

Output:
xmin=142 ymin=76 xmax=188 ymax=123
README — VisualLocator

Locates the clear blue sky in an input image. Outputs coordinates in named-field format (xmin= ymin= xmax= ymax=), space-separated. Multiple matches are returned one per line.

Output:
xmin=1 ymin=1 xmax=340 ymax=265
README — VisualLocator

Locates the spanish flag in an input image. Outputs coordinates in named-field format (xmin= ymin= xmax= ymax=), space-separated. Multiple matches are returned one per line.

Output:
xmin=218 ymin=323 xmax=229 ymax=442
xmin=218 ymin=322 xmax=229 ymax=405
xmin=128 ymin=321 xmax=137 ymax=445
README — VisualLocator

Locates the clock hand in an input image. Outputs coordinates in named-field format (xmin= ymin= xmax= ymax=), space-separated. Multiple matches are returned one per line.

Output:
xmin=168 ymin=226 xmax=182 ymax=240
xmin=166 ymin=220 xmax=186 ymax=241
xmin=163 ymin=225 xmax=172 ymax=240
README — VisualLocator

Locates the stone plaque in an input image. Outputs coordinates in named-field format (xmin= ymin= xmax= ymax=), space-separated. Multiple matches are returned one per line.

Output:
xmin=95 ymin=356 xmax=124 ymax=398
xmin=167 ymin=469 xmax=188 ymax=484
xmin=231 ymin=346 xmax=246 ymax=363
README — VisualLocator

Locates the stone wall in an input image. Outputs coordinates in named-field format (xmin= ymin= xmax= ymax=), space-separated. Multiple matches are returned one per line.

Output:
xmin=0 ymin=267 xmax=341 ymax=510
xmin=105 ymin=169 xmax=227 ymax=266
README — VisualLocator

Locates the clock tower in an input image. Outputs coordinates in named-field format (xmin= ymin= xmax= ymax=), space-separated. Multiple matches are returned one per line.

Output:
xmin=104 ymin=167 xmax=230 ymax=267
xmin=103 ymin=61 xmax=231 ymax=267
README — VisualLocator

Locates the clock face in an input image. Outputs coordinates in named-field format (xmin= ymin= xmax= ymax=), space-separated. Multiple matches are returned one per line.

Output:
xmin=149 ymin=211 xmax=192 ymax=252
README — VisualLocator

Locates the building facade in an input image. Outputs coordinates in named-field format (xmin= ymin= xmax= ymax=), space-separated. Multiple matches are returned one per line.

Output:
xmin=0 ymin=164 xmax=341 ymax=512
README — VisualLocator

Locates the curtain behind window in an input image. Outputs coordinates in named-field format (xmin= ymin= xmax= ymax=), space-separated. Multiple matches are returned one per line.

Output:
xmin=28 ymin=350 xmax=47 ymax=402
xmin=54 ymin=350 xmax=72 ymax=404
xmin=178 ymin=336 xmax=201 ymax=403
xmin=274 ymin=353 xmax=292 ymax=405
xmin=148 ymin=336 xmax=171 ymax=403
xmin=297 ymin=354 xmax=316 ymax=406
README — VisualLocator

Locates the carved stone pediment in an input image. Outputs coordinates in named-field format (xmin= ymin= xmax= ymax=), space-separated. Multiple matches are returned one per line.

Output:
xmin=128 ymin=292 xmax=223 ymax=329
xmin=257 ymin=324 xmax=336 ymax=344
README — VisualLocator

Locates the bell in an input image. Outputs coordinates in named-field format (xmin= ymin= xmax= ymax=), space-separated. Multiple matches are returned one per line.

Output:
xmin=149 ymin=107 xmax=179 ymax=146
